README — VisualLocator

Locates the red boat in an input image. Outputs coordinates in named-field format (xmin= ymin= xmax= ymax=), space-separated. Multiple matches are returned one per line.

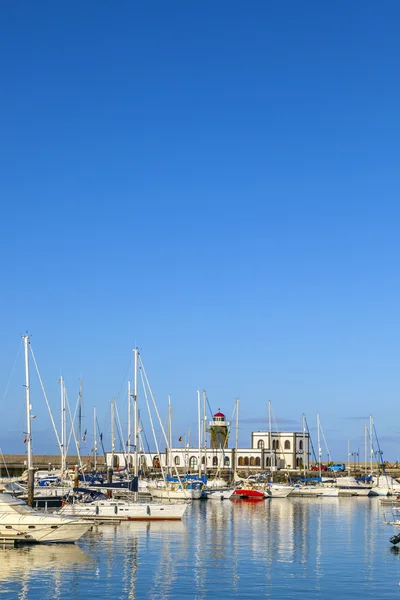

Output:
xmin=231 ymin=488 xmax=265 ymax=500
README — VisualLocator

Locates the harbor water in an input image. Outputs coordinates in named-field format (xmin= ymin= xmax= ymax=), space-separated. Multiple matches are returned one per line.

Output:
xmin=0 ymin=497 xmax=400 ymax=599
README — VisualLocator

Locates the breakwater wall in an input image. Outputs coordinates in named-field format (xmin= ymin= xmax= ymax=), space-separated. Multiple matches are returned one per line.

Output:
xmin=0 ymin=455 xmax=105 ymax=476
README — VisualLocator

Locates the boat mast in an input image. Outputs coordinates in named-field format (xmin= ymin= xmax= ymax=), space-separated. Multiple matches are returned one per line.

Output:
xmin=364 ymin=424 xmax=367 ymax=479
xmin=78 ymin=378 xmax=83 ymax=453
xmin=133 ymin=348 xmax=139 ymax=479
xmin=369 ymin=415 xmax=373 ymax=478
xmin=317 ymin=413 xmax=322 ymax=479
xmin=93 ymin=406 xmax=97 ymax=471
xmin=268 ymin=400 xmax=273 ymax=470
xmin=302 ymin=413 xmax=306 ymax=477
xmin=197 ymin=390 xmax=201 ymax=477
xmin=111 ymin=398 xmax=115 ymax=470
xmin=60 ymin=375 xmax=67 ymax=478
xmin=23 ymin=335 xmax=34 ymax=507
xmin=127 ymin=380 xmax=131 ymax=473
xmin=168 ymin=394 xmax=172 ymax=473
xmin=235 ymin=397 xmax=239 ymax=478
xmin=203 ymin=390 xmax=207 ymax=477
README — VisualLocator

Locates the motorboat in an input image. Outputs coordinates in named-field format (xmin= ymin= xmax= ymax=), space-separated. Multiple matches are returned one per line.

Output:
xmin=264 ymin=483 xmax=295 ymax=498
xmin=202 ymin=488 xmax=234 ymax=500
xmin=0 ymin=493 xmax=92 ymax=544
xmin=231 ymin=486 xmax=265 ymax=500
xmin=58 ymin=489 xmax=188 ymax=520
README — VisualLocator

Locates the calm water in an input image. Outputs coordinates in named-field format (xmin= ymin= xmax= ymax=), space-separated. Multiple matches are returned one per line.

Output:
xmin=1 ymin=497 xmax=400 ymax=599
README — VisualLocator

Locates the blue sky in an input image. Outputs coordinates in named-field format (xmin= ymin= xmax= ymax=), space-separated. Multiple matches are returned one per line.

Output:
xmin=0 ymin=2 xmax=400 ymax=462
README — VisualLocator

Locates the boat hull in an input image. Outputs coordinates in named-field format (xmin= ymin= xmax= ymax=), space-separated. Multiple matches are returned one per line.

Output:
xmin=148 ymin=487 xmax=202 ymax=500
xmin=59 ymin=501 xmax=187 ymax=521
xmin=232 ymin=489 xmax=265 ymax=500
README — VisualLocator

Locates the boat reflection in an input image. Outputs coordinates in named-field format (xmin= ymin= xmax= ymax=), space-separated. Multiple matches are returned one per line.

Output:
xmin=0 ymin=543 xmax=91 ymax=583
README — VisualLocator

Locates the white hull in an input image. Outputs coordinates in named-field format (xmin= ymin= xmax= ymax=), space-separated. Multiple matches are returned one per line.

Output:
xmin=0 ymin=494 xmax=91 ymax=543
xmin=264 ymin=485 xmax=294 ymax=498
xmin=148 ymin=486 xmax=202 ymax=500
xmin=369 ymin=487 xmax=393 ymax=497
xmin=338 ymin=487 xmax=371 ymax=497
xmin=59 ymin=499 xmax=187 ymax=520
xmin=290 ymin=486 xmax=339 ymax=497
xmin=203 ymin=489 xmax=234 ymax=500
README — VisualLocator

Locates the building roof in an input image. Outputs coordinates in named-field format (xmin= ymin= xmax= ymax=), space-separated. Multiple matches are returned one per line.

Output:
xmin=213 ymin=410 xmax=225 ymax=418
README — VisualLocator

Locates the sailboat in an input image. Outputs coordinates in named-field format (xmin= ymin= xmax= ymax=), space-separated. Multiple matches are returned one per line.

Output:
xmin=290 ymin=414 xmax=339 ymax=497
xmin=0 ymin=335 xmax=92 ymax=544
xmin=61 ymin=348 xmax=189 ymax=518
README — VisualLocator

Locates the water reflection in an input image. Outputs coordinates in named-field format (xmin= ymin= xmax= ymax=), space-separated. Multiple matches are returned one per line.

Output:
xmin=0 ymin=499 xmax=397 ymax=599
xmin=0 ymin=543 xmax=90 ymax=599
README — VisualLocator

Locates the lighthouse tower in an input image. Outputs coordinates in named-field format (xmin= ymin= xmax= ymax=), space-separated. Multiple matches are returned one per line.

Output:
xmin=209 ymin=409 xmax=229 ymax=449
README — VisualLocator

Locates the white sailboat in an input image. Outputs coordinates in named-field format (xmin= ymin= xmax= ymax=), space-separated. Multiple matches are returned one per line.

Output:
xmin=58 ymin=489 xmax=187 ymax=521
xmin=0 ymin=336 xmax=91 ymax=544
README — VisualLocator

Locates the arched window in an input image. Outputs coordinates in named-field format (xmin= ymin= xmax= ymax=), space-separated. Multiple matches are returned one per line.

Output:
xmin=224 ymin=456 xmax=230 ymax=466
xmin=296 ymin=457 xmax=300 ymax=467
xmin=113 ymin=455 xmax=120 ymax=468
xmin=244 ymin=457 xmax=249 ymax=466
xmin=212 ymin=456 xmax=218 ymax=466
xmin=255 ymin=457 xmax=261 ymax=466
xmin=299 ymin=440 xmax=303 ymax=450
xmin=250 ymin=457 xmax=256 ymax=466
xmin=265 ymin=456 xmax=271 ymax=467
xmin=272 ymin=440 xmax=279 ymax=450
xmin=257 ymin=440 xmax=264 ymax=449
xmin=238 ymin=457 xmax=244 ymax=466
xmin=202 ymin=456 xmax=205 ymax=464
xmin=153 ymin=456 xmax=160 ymax=468
xmin=284 ymin=440 xmax=291 ymax=450
xmin=189 ymin=456 xmax=198 ymax=469
xmin=174 ymin=456 xmax=180 ymax=466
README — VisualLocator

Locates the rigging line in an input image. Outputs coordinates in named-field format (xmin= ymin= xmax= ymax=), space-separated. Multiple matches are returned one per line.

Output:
xmin=64 ymin=387 xmax=85 ymax=479
xmin=373 ymin=423 xmax=388 ymax=481
xmin=66 ymin=385 xmax=80 ymax=451
xmin=114 ymin=402 xmax=128 ymax=462
xmin=139 ymin=356 xmax=184 ymax=488
xmin=319 ymin=421 xmax=331 ymax=462
xmin=304 ymin=416 xmax=317 ymax=463
xmin=96 ymin=417 xmax=106 ymax=458
xmin=270 ymin=404 xmax=285 ymax=460
xmin=0 ymin=448 xmax=10 ymax=478
xmin=0 ymin=339 xmax=22 ymax=412
xmin=139 ymin=367 xmax=167 ymax=484
xmin=115 ymin=356 xmax=134 ymax=403
xmin=30 ymin=346 xmax=62 ymax=451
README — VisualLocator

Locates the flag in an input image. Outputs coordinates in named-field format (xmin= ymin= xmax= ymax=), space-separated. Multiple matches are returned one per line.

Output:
xmin=100 ymin=433 xmax=103 ymax=442
xmin=82 ymin=429 xmax=87 ymax=442
xmin=178 ymin=436 xmax=183 ymax=442
xmin=23 ymin=437 xmax=27 ymax=443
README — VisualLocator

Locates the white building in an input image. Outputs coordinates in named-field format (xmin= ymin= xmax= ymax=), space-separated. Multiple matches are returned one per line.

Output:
xmin=106 ymin=410 xmax=310 ymax=473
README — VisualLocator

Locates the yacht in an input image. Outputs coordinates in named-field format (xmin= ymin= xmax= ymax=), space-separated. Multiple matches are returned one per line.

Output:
xmin=58 ymin=489 xmax=188 ymax=520
xmin=0 ymin=493 xmax=92 ymax=544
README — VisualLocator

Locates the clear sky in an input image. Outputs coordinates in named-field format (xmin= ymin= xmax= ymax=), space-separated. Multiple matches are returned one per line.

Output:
xmin=1 ymin=1 xmax=400 ymax=463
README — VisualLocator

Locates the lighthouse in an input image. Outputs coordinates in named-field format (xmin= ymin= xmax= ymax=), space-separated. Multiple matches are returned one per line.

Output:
xmin=209 ymin=409 xmax=229 ymax=449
